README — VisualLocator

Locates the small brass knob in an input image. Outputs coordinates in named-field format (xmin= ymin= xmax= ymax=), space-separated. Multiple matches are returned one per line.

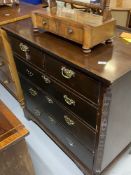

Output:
xmin=67 ymin=28 xmax=73 ymax=34
xmin=43 ymin=20 xmax=47 ymax=25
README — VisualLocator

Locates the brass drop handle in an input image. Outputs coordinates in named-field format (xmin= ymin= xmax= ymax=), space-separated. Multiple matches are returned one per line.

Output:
xmin=33 ymin=109 xmax=41 ymax=117
xmin=29 ymin=88 xmax=38 ymax=96
xmin=43 ymin=20 xmax=47 ymax=25
xmin=19 ymin=43 xmax=31 ymax=61
xmin=41 ymin=75 xmax=51 ymax=84
xmin=3 ymin=79 xmax=9 ymax=85
xmin=63 ymin=95 xmax=75 ymax=106
xmin=26 ymin=69 xmax=34 ymax=77
xmin=67 ymin=27 xmax=73 ymax=34
xmin=64 ymin=115 xmax=75 ymax=126
xmin=0 ymin=61 xmax=4 ymax=67
xmin=19 ymin=43 xmax=29 ymax=52
xmin=61 ymin=67 xmax=75 ymax=79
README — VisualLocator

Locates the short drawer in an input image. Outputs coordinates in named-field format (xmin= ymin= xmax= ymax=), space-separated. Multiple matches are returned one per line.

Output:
xmin=59 ymin=23 xmax=83 ymax=43
xmin=34 ymin=14 xmax=49 ymax=30
xmin=45 ymin=54 xmax=101 ymax=105
xmin=15 ymin=57 xmax=97 ymax=129
xmin=20 ymin=75 xmax=96 ymax=153
xmin=8 ymin=35 xmax=45 ymax=70
xmin=14 ymin=56 xmax=48 ymax=87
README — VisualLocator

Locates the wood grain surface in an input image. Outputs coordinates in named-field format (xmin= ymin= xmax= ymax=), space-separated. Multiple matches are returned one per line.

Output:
xmin=2 ymin=19 xmax=131 ymax=84
xmin=0 ymin=139 xmax=36 ymax=175
xmin=0 ymin=2 xmax=41 ymax=26
xmin=0 ymin=100 xmax=28 ymax=151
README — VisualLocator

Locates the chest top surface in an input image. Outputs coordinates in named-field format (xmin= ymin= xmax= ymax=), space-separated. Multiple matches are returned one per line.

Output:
xmin=2 ymin=18 xmax=131 ymax=85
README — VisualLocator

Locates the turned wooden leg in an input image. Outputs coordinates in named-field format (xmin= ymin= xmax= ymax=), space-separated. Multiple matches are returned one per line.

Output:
xmin=83 ymin=26 xmax=92 ymax=53
xmin=33 ymin=27 xmax=39 ymax=32
xmin=106 ymin=38 xmax=114 ymax=44
xmin=82 ymin=47 xmax=92 ymax=53
xmin=32 ymin=13 xmax=39 ymax=32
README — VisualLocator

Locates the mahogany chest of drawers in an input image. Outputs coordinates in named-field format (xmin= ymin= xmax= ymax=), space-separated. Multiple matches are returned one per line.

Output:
xmin=2 ymin=19 xmax=131 ymax=175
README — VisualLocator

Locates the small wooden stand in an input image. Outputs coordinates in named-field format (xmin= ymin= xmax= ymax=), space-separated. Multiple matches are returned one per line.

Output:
xmin=32 ymin=0 xmax=115 ymax=52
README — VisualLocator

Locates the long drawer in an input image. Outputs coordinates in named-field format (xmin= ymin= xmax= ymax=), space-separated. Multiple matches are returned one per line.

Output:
xmin=9 ymin=33 xmax=101 ymax=105
xmin=15 ymin=57 xmax=98 ymax=129
xmin=45 ymin=53 xmax=101 ymax=105
xmin=20 ymin=75 xmax=96 ymax=153
xmin=8 ymin=35 xmax=45 ymax=70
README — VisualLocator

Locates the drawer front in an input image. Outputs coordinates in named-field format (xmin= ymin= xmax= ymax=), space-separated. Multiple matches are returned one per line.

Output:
xmin=45 ymin=54 xmax=101 ymax=105
xmin=49 ymin=18 xmax=58 ymax=33
xmin=46 ymin=80 xmax=97 ymax=129
xmin=8 ymin=35 xmax=45 ymax=70
xmin=59 ymin=23 xmax=83 ymax=43
xmin=20 ymin=76 xmax=95 ymax=162
xmin=35 ymin=14 xmax=49 ymax=30
xmin=38 ymin=114 xmax=94 ymax=171
xmin=14 ymin=56 xmax=48 ymax=87
xmin=15 ymin=57 xmax=97 ymax=129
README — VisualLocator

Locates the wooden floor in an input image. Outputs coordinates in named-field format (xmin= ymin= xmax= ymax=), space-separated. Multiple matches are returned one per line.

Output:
xmin=0 ymin=95 xmax=35 ymax=175
xmin=0 ymin=139 xmax=36 ymax=175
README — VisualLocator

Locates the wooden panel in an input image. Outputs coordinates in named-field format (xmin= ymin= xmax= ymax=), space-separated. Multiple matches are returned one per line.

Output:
xmin=0 ymin=29 xmax=24 ymax=105
xmin=0 ymin=100 xmax=28 ymax=151
xmin=111 ymin=10 xmax=129 ymax=27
